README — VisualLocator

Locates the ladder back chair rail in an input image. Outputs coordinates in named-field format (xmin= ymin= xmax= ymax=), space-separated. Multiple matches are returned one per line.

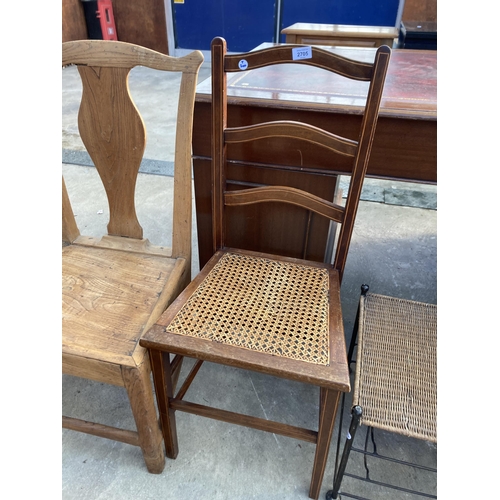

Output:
xmin=62 ymin=40 xmax=203 ymax=473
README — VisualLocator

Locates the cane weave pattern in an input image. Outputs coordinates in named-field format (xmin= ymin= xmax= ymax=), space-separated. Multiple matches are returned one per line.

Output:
xmin=166 ymin=252 xmax=331 ymax=365
xmin=353 ymin=293 xmax=437 ymax=442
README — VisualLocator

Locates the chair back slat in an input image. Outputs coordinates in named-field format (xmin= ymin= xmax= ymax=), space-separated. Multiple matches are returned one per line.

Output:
xmin=225 ymin=186 xmax=345 ymax=223
xmin=225 ymin=122 xmax=358 ymax=158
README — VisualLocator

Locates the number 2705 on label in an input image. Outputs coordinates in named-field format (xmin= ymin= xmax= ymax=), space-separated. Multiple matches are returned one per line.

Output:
xmin=292 ymin=46 xmax=312 ymax=60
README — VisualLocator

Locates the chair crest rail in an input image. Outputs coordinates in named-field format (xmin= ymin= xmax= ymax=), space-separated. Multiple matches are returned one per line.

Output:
xmin=224 ymin=45 xmax=375 ymax=81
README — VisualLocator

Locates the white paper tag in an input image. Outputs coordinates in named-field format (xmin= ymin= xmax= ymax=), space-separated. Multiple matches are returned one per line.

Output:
xmin=292 ymin=46 xmax=312 ymax=61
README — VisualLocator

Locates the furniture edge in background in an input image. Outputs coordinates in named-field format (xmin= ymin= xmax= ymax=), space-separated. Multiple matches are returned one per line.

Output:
xmin=281 ymin=23 xmax=399 ymax=48
xmin=62 ymin=0 xmax=170 ymax=54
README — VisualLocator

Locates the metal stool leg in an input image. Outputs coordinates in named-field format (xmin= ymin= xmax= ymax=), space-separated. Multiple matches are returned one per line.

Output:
xmin=326 ymin=406 xmax=362 ymax=499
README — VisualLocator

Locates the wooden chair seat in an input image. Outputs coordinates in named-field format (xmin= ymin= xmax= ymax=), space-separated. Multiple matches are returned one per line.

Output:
xmin=62 ymin=40 xmax=203 ymax=474
xmin=62 ymin=241 xmax=184 ymax=369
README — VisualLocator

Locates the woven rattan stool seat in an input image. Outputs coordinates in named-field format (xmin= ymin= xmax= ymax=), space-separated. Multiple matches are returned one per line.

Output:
xmin=165 ymin=251 xmax=331 ymax=365
xmin=353 ymin=293 xmax=437 ymax=442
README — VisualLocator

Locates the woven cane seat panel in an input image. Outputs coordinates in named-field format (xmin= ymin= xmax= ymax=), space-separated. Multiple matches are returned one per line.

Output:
xmin=353 ymin=293 xmax=437 ymax=442
xmin=166 ymin=252 xmax=331 ymax=365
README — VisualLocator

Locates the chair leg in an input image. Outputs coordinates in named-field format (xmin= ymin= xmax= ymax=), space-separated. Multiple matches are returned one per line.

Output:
xmin=328 ymin=405 xmax=363 ymax=499
xmin=122 ymin=361 xmax=166 ymax=474
xmin=309 ymin=387 xmax=341 ymax=500
xmin=148 ymin=349 xmax=179 ymax=459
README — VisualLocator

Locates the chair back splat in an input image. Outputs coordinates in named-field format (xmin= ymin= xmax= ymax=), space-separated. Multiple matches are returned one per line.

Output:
xmin=62 ymin=40 xmax=203 ymax=474
xmin=141 ymin=37 xmax=390 ymax=499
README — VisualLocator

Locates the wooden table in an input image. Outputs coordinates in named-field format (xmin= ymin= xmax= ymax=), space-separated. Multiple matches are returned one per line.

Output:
xmin=281 ymin=23 xmax=399 ymax=48
xmin=193 ymin=44 xmax=436 ymax=269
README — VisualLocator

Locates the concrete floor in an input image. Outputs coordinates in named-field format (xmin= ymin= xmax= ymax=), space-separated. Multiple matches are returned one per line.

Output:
xmin=62 ymin=58 xmax=437 ymax=500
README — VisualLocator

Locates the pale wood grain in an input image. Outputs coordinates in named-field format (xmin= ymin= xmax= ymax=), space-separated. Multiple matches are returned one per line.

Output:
xmin=62 ymin=40 xmax=203 ymax=72
xmin=62 ymin=40 xmax=203 ymax=473
xmin=78 ymin=65 xmax=145 ymax=239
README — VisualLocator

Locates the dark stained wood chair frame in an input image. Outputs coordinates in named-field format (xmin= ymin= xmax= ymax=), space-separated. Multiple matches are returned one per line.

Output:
xmin=141 ymin=37 xmax=391 ymax=498
xmin=62 ymin=40 xmax=203 ymax=473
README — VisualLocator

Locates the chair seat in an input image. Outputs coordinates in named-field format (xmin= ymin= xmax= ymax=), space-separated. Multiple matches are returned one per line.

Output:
xmin=147 ymin=248 xmax=350 ymax=391
xmin=353 ymin=293 xmax=437 ymax=442
xmin=62 ymin=243 xmax=180 ymax=367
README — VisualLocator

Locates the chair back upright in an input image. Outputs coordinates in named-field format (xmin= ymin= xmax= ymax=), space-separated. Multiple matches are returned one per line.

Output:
xmin=211 ymin=37 xmax=391 ymax=283
xmin=62 ymin=40 xmax=204 ymax=268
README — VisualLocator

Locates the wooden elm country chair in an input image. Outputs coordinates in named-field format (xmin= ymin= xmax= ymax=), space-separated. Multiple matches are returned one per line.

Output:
xmin=327 ymin=285 xmax=437 ymax=499
xmin=140 ymin=37 xmax=391 ymax=496
xmin=62 ymin=40 xmax=203 ymax=473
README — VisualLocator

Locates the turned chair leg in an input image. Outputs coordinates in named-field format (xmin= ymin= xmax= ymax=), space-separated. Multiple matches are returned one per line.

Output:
xmin=122 ymin=361 xmax=166 ymax=473
xmin=149 ymin=349 xmax=179 ymax=459
xmin=309 ymin=388 xmax=341 ymax=500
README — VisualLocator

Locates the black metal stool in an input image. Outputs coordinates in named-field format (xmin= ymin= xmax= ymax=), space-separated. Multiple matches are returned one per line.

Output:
xmin=327 ymin=285 xmax=437 ymax=499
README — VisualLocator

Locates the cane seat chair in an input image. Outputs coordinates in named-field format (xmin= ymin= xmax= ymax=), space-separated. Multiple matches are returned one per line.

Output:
xmin=140 ymin=37 xmax=391 ymax=497
xmin=328 ymin=285 xmax=437 ymax=499
xmin=62 ymin=40 xmax=203 ymax=473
